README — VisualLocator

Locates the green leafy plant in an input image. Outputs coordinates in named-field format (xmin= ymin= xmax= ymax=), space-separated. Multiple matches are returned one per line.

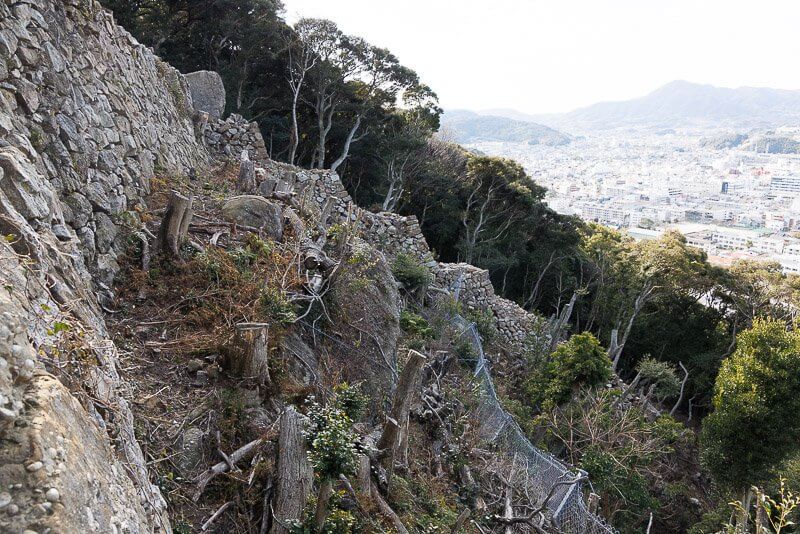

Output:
xmin=524 ymin=332 xmax=612 ymax=409
xmin=392 ymin=253 xmax=433 ymax=290
xmin=400 ymin=310 xmax=435 ymax=340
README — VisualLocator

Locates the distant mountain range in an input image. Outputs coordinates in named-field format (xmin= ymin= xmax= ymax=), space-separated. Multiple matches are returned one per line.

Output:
xmin=454 ymin=81 xmax=800 ymax=134
xmin=440 ymin=110 xmax=572 ymax=146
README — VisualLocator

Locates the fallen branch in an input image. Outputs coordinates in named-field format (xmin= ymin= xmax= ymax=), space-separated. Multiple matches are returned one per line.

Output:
xmin=201 ymin=501 xmax=233 ymax=531
xmin=370 ymin=482 xmax=409 ymax=534
xmin=193 ymin=437 xmax=264 ymax=501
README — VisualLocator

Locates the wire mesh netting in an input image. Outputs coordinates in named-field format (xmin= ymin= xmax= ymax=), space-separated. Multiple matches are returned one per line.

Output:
xmin=452 ymin=314 xmax=617 ymax=534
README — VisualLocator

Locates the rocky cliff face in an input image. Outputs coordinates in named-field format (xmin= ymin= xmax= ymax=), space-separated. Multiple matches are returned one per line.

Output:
xmin=0 ymin=0 xmax=209 ymax=531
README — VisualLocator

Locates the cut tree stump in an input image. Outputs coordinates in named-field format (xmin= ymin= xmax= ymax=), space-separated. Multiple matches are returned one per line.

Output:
xmin=157 ymin=190 xmax=194 ymax=257
xmin=270 ymin=407 xmax=313 ymax=534
xmin=225 ymin=323 xmax=271 ymax=386
xmin=237 ymin=151 xmax=256 ymax=193
xmin=377 ymin=350 xmax=426 ymax=481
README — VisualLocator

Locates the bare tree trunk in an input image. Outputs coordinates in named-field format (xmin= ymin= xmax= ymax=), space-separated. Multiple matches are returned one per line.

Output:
xmin=237 ymin=151 xmax=256 ymax=193
xmin=330 ymin=114 xmax=363 ymax=172
xmin=271 ymin=407 xmax=313 ymax=534
xmin=611 ymin=285 xmax=652 ymax=370
xmin=451 ymin=509 xmax=470 ymax=534
xmin=377 ymin=350 xmax=426 ymax=481
xmin=225 ymin=323 xmax=271 ymax=386
xmin=157 ymin=190 xmax=193 ymax=257
xmin=549 ymin=292 xmax=578 ymax=352
xmin=370 ymin=483 xmax=409 ymax=534
xmin=504 ymin=484 xmax=514 ymax=534
xmin=670 ymin=361 xmax=689 ymax=416
xmin=313 ymin=478 xmax=333 ymax=533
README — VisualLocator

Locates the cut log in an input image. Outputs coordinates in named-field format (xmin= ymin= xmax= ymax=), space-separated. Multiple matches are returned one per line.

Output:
xmin=157 ymin=190 xmax=194 ymax=257
xmin=370 ymin=483 xmax=409 ymax=534
xmin=225 ymin=323 xmax=270 ymax=386
xmin=237 ymin=151 xmax=256 ymax=193
xmin=271 ymin=407 xmax=313 ymax=534
xmin=377 ymin=350 xmax=426 ymax=479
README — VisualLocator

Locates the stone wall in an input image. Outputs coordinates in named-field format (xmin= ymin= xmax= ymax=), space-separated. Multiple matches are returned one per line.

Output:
xmin=0 ymin=0 xmax=211 ymax=531
xmin=246 ymin=155 xmax=542 ymax=350
xmin=205 ymin=113 xmax=270 ymax=164
xmin=1 ymin=0 xmax=208 ymax=288
xmin=360 ymin=211 xmax=438 ymax=269
xmin=436 ymin=263 xmax=542 ymax=348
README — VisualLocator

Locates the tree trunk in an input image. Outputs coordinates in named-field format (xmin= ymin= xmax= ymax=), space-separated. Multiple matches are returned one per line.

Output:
xmin=377 ymin=350 xmax=426 ymax=479
xmin=225 ymin=323 xmax=270 ymax=386
xmin=670 ymin=361 xmax=689 ymax=416
xmin=330 ymin=114 xmax=363 ymax=172
xmin=271 ymin=407 xmax=313 ymax=534
xmin=370 ymin=483 xmax=409 ymax=534
xmin=157 ymin=190 xmax=193 ymax=257
xmin=549 ymin=292 xmax=577 ymax=352
xmin=313 ymin=478 xmax=333 ymax=533
xmin=237 ymin=151 xmax=256 ymax=193
xmin=504 ymin=484 xmax=514 ymax=534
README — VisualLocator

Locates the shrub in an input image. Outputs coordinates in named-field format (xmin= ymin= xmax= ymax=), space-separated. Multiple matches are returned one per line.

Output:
xmin=524 ymin=332 xmax=611 ymax=409
xmin=332 ymin=382 xmax=368 ymax=421
xmin=392 ymin=253 xmax=433 ymax=290
xmin=400 ymin=310 xmax=435 ymax=340
xmin=635 ymin=357 xmax=681 ymax=399
xmin=465 ymin=307 xmax=497 ymax=344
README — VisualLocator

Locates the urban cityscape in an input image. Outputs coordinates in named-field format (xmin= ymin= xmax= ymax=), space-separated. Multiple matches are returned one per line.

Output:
xmin=466 ymin=128 xmax=800 ymax=273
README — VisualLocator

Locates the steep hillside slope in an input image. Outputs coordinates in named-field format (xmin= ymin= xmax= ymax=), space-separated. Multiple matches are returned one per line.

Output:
xmin=0 ymin=2 xmax=621 ymax=533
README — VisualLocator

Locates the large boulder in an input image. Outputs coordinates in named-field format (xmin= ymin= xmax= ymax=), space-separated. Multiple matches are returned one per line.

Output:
xmin=185 ymin=70 xmax=226 ymax=119
xmin=221 ymin=195 xmax=284 ymax=240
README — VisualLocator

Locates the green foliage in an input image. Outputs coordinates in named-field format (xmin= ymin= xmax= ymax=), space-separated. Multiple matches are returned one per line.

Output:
xmin=701 ymin=318 xmax=800 ymax=492
xmin=305 ymin=385 xmax=364 ymax=482
xmin=288 ymin=491 xmax=357 ymax=534
xmin=453 ymin=336 xmax=477 ymax=363
xmin=635 ymin=356 xmax=681 ymax=399
xmin=392 ymin=253 xmax=433 ymax=290
xmin=541 ymin=389 xmax=683 ymax=531
xmin=464 ymin=307 xmax=497 ymax=344
xmin=260 ymin=286 xmax=297 ymax=326
xmin=524 ymin=332 xmax=611 ymax=409
xmin=331 ymin=382 xmax=368 ymax=421
xmin=400 ymin=310 xmax=435 ymax=340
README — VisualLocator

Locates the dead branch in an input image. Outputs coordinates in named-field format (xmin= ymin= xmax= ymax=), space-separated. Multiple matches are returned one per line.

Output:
xmin=193 ymin=437 xmax=265 ymax=501
xmin=201 ymin=501 xmax=233 ymax=531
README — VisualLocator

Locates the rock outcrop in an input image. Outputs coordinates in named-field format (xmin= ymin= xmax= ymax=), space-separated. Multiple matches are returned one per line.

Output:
xmin=185 ymin=70 xmax=226 ymax=119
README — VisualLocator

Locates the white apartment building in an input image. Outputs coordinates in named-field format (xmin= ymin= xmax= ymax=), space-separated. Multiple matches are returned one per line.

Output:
xmin=580 ymin=203 xmax=629 ymax=226
xmin=711 ymin=228 xmax=760 ymax=250
xmin=770 ymin=175 xmax=800 ymax=195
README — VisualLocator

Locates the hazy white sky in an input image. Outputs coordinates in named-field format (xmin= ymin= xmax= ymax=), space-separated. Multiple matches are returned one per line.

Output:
xmin=281 ymin=0 xmax=800 ymax=114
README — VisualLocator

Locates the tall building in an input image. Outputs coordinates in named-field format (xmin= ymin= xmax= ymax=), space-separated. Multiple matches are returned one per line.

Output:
xmin=770 ymin=175 xmax=800 ymax=194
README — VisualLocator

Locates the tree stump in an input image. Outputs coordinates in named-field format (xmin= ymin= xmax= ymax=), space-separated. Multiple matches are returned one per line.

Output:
xmin=237 ymin=150 xmax=256 ymax=193
xmin=377 ymin=350 xmax=426 ymax=479
xmin=225 ymin=323 xmax=271 ymax=386
xmin=157 ymin=190 xmax=193 ymax=257
xmin=270 ymin=407 xmax=313 ymax=534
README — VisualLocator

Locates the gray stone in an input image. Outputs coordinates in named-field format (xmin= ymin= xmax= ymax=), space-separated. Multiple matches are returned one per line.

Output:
xmin=184 ymin=70 xmax=225 ymax=120
xmin=175 ymin=427 xmax=205 ymax=474
xmin=93 ymin=212 xmax=117 ymax=254
xmin=221 ymin=195 xmax=283 ymax=240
